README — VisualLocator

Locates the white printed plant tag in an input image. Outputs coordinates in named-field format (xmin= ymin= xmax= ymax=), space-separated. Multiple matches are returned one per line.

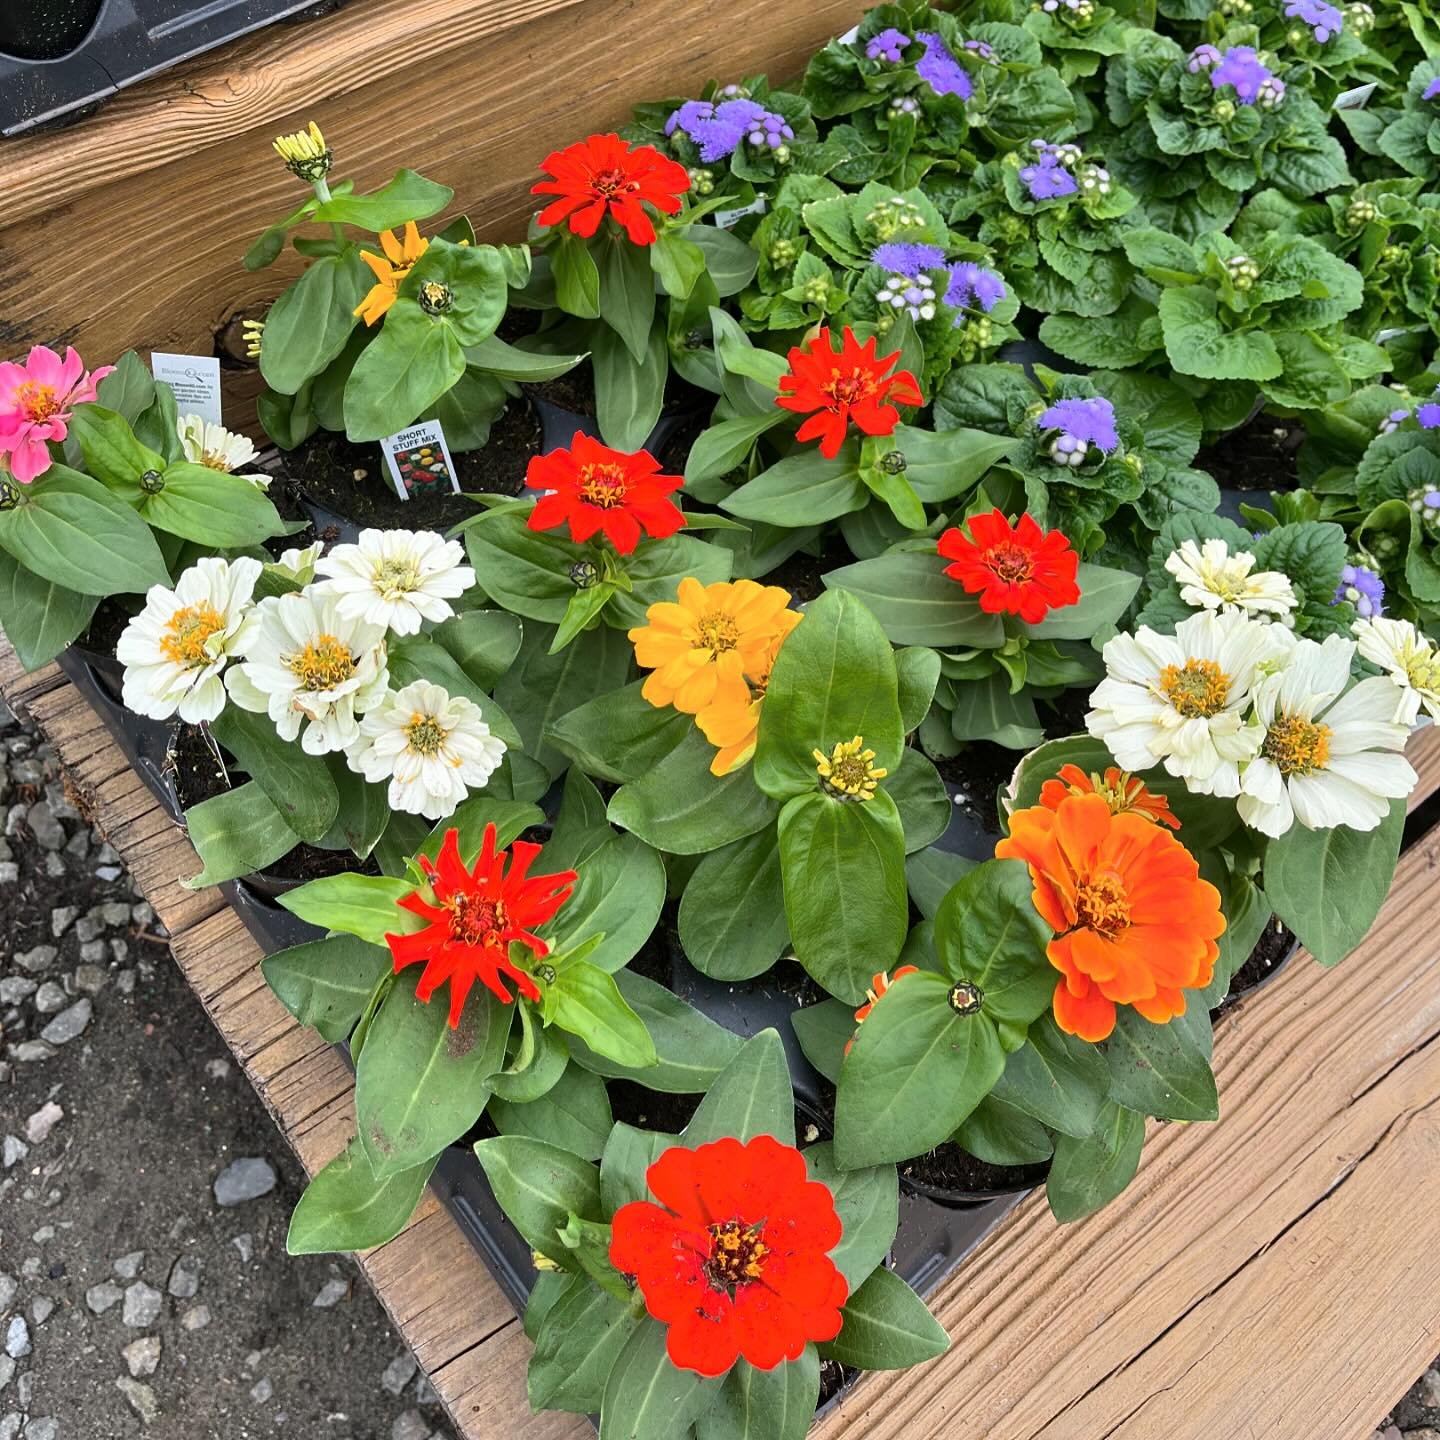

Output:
xmin=714 ymin=194 xmax=769 ymax=229
xmin=380 ymin=419 xmax=460 ymax=502
xmin=151 ymin=352 xmax=222 ymax=426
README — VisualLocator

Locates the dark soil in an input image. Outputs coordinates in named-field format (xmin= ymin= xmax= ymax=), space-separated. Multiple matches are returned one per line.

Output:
xmin=1224 ymin=918 xmax=1298 ymax=1001
xmin=167 ymin=724 xmax=370 ymax=885
xmin=1040 ymin=684 xmax=1092 ymax=740
xmin=932 ymin=743 xmax=1013 ymax=838
xmin=817 ymin=1357 xmax=854 ymax=1409
xmin=762 ymin=545 xmax=829 ymax=603
xmin=289 ymin=400 xmax=541 ymax=528
xmin=1196 ymin=412 xmax=1304 ymax=492
xmin=524 ymin=361 xmax=710 ymax=420
xmin=604 ymin=1082 xmax=830 ymax=1152
xmin=261 ymin=469 xmax=324 ymax=558
xmin=655 ymin=410 xmax=707 ymax=476
xmin=75 ymin=594 xmax=138 ymax=664
xmin=900 ymin=1144 xmax=1050 ymax=1198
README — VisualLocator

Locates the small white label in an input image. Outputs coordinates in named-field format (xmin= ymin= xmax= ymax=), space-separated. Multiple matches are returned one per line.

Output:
xmin=714 ymin=194 xmax=769 ymax=229
xmin=380 ymin=419 xmax=460 ymax=502
xmin=151 ymin=352 xmax=222 ymax=427
xmin=837 ymin=24 xmax=861 ymax=44
xmin=1334 ymin=82 xmax=1378 ymax=111
xmin=1375 ymin=326 xmax=1421 ymax=345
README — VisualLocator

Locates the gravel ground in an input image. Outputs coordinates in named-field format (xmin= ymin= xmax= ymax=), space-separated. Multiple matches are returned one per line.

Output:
xmin=0 ymin=694 xmax=456 ymax=1440
xmin=1378 ymin=1366 xmax=1440 ymax=1439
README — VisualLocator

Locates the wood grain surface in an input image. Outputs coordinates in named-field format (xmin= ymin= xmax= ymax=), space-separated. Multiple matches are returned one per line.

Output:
xmin=5 ymin=629 xmax=1440 ymax=1440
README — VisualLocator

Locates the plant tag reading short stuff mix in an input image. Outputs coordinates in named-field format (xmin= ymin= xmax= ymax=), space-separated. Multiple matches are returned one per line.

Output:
xmin=380 ymin=419 xmax=460 ymax=502
xmin=151 ymin=352 xmax=222 ymax=426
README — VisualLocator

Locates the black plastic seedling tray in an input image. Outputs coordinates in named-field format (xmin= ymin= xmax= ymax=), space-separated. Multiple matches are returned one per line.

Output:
xmin=0 ymin=0 xmax=341 ymax=137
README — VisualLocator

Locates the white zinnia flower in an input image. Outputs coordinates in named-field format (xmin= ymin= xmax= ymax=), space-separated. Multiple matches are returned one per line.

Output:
xmin=346 ymin=680 xmax=507 ymax=819
xmin=272 ymin=540 xmax=325 ymax=585
xmin=117 ymin=556 xmax=262 ymax=724
xmin=1087 ymin=610 xmax=1289 ymax=796
xmin=177 ymin=415 xmax=270 ymax=488
xmin=1352 ymin=615 xmax=1440 ymax=725
xmin=224 ymin=590 xmax=389 ymax=755
xmin=1164 ymin=538 xmax=1297 ymax=620
xmin=312 ymin=528 xmax=475 ymax=637
xmin=1237 ymin=633 xmax=1416 ymax=837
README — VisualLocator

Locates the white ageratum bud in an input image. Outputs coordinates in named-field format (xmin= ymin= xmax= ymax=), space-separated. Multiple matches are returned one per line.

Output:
xmin=875 ymin=272 xmax=937 ymax=322
xmin=1346 ymin=197 xmax=1378 ymax=229
xmin=1226 ymin=254 xmax=1261 ymax=290
xmin=1256 ymin=76 xmax=1286 ymax=109
xmin=1079 ymin=163 xmax=1112 ymax=196
xmin=888 ymin=96 xmax=921 ymax=120
xmin=1049 ymin=434 xmax=1088 ymax=468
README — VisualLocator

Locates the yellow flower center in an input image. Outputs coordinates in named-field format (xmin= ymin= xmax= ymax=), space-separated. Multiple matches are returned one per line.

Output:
xmin=159 ymin=603 xmax=227 ymax=668
xmin=590 ymin=167 xmax=638 ymax=199
xmin=578 ymin=462 xmax=629 ymax=509
xmin=404 ymin=713 xmax=447 ymax=756
xmin=1075 ymin=873 xmax=1131 ymax=937
xmin=446 ymin=893 xmax=507 ymax=948
xmin=286 ymin=634 xmax=355 ymax=692
xmin=1262 ymin=714 xmax=1331 ymax=776
xmin=705 ymin=1220 xmax=769 ymax=1291
xmin=1158 ymin=657 xmax=1230 ymax=718
xmin=372 ymin=556 xmax=422 ymax=599
xmin=17 ymin=382 xmax=60 ymax=423
xmin=198 ymin=448 xmax=234 ymax=473
xmin=814 ymin=735 xmax=887 ymax=801
xmin=1406 ymin=652 xmax=1440 ymax=692
xmin=693 ymin=610 xmax=740 ymax=655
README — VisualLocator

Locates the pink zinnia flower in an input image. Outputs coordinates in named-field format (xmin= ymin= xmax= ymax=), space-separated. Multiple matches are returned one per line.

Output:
xmin=0 ymin=346 xmax=115 ymax=484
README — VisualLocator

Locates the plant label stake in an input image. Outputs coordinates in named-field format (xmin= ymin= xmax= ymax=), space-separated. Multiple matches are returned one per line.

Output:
xmin=380 ymin=419 xmax=460 ymax=502
xmin=150 ymin=353 xmax=222 ymax=426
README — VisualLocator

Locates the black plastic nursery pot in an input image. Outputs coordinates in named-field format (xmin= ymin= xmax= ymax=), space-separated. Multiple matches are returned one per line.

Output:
xmin=0 ymin=0 xmax=343 ymax=137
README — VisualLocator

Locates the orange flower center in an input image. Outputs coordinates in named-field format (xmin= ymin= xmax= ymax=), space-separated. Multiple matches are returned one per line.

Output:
xmin=1074 ymin=873 xmax=1131 ymax=938
xmin=286 ymin=634 xmax=356 ymax=692
xmin=160 ymin=603 xmax=227 ymax=668
xmin=17 ymin=382 xmax=60 ymax=423
xmin=705 ymin=1219 xmax=769 ymax=1292
xmin=984 ymin=543 xmax=1035 ymax=586
xmin=824 ymin=367 xmax=876 ymax=411
xmin=590 ymin=167 xmax=638 ymax=199
xmin=1262 ymin=714 xmax=1331 ymax=776
xmin=1158 ymin=658 xmax=1230 ymax=718
xmin=578 ymin=462 xmax=629 ymax=509
xmin=447 ymin=893 xmax=508 ymax=948
xmin=693 ymin=610 xmax=740 ymax=654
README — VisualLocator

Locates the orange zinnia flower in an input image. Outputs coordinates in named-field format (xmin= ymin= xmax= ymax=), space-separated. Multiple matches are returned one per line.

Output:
xmin=629 ymin=577 xmax=796 ymax=718
xmin=354 ymin=221 xmax=430 ymax=326
xmin=1037 ymin=763 xmax=1180 ymax=830
xmin=995 ymin=793 xmax=1223 ymax=1042
xmin=775 ymin=326 xmax=923 ymax=459
xmin=694 ymin=612 xmax=801 ymax=776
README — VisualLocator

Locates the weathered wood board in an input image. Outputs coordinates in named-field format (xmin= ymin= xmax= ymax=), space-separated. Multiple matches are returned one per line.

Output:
xmin=5 ymin=629 xmax=1440 ymax=1440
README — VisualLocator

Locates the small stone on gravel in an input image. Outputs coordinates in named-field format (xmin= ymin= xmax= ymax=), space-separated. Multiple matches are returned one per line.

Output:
xmin=179 ymin=1304 xmax=210 ymax=1332
xmin=122 ymin=1335 xmax=162 ymax=1378
xmin=23 ymin=1420 xmax=57 ymax=1440
xmin=166 ymin=1256 xmax=201 ymax=1299
xmin=312 ymin=1278 xmax=349 ymax=1309
xmin=115 ymin=1376 xmax=159 ymax=1423
xmin=214 ymin=1158 xmax=276 ymax=1207
xmin=73 ymin=964 xmax=107 ymax=994
xmin=0 ymin=980 xmax=35 ymax=1005
xmin=48 ymin=907 xmax=77 ymax=938
xmin=23 ymin=1105 xmax=62 ymax=1146
xmin=0 ymin=1414 xmax=16 ymax=1440
xmin=26 ymin=803 xmax=64 ymax=851
xmin=13 ymin=947 xmax=55 ymax=975
xmin=39 ymin=998 xmax=91 ymax=1046
xmin=112 ymin=1251 xmax=145 ymax=1281
xmin=122 ymin=1282 xmax=162 ymax=1328
xmin=31 ymin=983 xmax=65 ymax=1015
xmin=3 ymin=1318 xmax=29 ymax=1361
xmin=232 ymin=1234 xmax=253 ymax=1263
xmin=381 ymin=1352 xmax=418 ymax=1396
xmin=0 ymin=1358 xmax=11 ymax=1392
xmin=7 ymin=1043 xmax=52 ymax=1063
xmin=392 ymin=1409 xmax=431 ymax=1440
xmin=85 ymin=1282 xmax=122 ymax=1314
xmin=1419 ymin=1370 xmax=1440 ymax=1409
xmin=204 ymin=1059 xmax=231 ymax=1080
xmin=28 ymin=1298 xmax=52 ymax=1326
xmin=0 ymin=1276 xmax=14 ymax=1311
xmin=1 ymin=1138 xmax=27 ymax=1171
xmin=250 ymin=1377 xmax=274 ymax=1404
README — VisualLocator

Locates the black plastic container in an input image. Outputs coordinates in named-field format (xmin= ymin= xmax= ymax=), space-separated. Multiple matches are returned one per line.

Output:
xmin=1 ymin=0 xmax=342 ymax=136
xmin=526 ymin=392 xmax=698 ymax=460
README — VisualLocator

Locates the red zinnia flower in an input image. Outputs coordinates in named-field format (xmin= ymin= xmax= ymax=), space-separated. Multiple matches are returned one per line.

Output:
xmin=936 ymin=509 xmax=1080 ymax=624
xmin=609 ymin=1135 xmax=849 ymax=1377
xmin=775 ymin=326 xmax=923 ymax=460
xmin=531 ymin=132 xmax=690 ymax=246
xmin=526 ymin=433 xmax=685 ymax=555
xmin=384 ymin=825 xmax=576 ymax=1027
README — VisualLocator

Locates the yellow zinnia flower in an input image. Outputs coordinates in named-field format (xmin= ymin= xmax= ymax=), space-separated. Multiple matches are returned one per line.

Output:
xmin=695 ymin=617 xmax=800 ymax=776
xmin=354 ymin=221 xmax=429 ymax=326
xmin=629 ymin=578 xmax=795 ymax=719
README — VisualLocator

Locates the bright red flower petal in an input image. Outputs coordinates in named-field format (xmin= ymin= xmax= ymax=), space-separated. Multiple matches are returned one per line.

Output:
xmin=531 ymin=133 xmax=689 ymax=246
xmin=936 ymin=508 xmax=1080 ymax=624
xmin=609 ymin=1135 xmax=848 ymax=1378
xmin=525 ymin=431 xmax=685 ymax=555
xmin=383 ymin=823 xmax=576 ymax=1027
xmin=776 ymin=326 xmax=923 ymax=459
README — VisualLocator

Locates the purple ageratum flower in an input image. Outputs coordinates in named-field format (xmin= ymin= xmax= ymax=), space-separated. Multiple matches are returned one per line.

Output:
xmin=1333 ymin=564 xmax=1385 ymax=619
xmin=1019 ymin=151 xmax=1078 ymax=201
xmin=1425 ymin=78 xmax=1440 ymax=101
xmin=866 ymin=27 xmax=910 ymax=63
xmin=665 ymin=98 xmax=789 ymax=162
xmin=915 ymin=31 xmax=973 ymax=100
xmin=1188 ymin=45 xmax=1222 ymax=73
xmin=744 ymin=108 xmax=795 ymax=150
xmin=1418 ymin=402 xmax=1440 ymax=429
xmin=871 ymin=242 xmax=947 ymax=277
xmin=964 ymin=39 xmax=997 ymax=64
xmin=1039 ymin=397 xmax=1120 ymax=452
xmin=1210 ymin=46 xmax=1278 ymax=106
xmin=945 ymin=261 xmax=1007 ymax=316
xmin=1285 ymin=0 xmax=1344 ymax=43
